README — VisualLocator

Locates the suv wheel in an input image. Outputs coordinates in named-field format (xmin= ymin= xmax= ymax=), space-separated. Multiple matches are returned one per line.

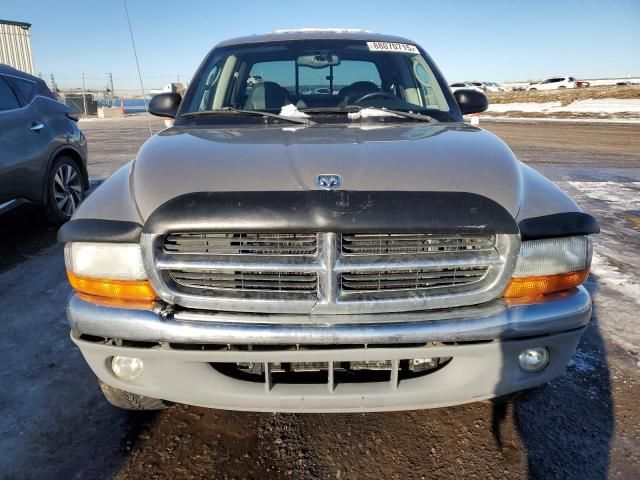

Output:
xmin=45 ymin=156 xmax=85 ymax=224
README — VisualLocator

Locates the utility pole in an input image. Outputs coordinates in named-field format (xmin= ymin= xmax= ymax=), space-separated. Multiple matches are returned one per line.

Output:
xmin=81 ymin=72 xmax=87 ymax=115
xmin=107 ymin=72 xmax=115 ymax=98
xmin=49 ymin=74 xmax=58 ymax=97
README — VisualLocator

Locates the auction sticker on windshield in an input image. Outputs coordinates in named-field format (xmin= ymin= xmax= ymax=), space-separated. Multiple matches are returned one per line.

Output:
xmin=367 ymin=42 xmax=419 ymax=54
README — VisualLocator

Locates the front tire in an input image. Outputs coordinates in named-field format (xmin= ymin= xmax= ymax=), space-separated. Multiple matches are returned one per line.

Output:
xmin=99 ymin=382 xmax=171 ymax=410
xmin=44 ymin=156 xmax=85 ymax=224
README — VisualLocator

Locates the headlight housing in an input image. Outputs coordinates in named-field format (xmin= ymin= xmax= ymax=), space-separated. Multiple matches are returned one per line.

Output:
xmin=504 ymin=236 xmax=591 ymax=298
xmin=64 ymin=242 xmax=156 ymax=303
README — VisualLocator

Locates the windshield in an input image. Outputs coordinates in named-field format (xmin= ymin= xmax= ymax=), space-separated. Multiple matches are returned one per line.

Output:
xmin=179 ymin=39 xmax=459 ymax=123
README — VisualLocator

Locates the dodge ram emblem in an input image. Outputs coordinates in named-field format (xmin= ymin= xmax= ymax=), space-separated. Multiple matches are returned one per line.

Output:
xmin=316 ymin=174 xmax=343 ymax=190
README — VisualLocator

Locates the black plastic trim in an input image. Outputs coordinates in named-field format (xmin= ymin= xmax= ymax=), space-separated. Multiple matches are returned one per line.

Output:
xmin=143 ymin=191 xmax=518 ymax=235
xmin=518 ymin=212 xmax=599 ymax=240
xmin=58 ymin=219 xmax=143 ymax=243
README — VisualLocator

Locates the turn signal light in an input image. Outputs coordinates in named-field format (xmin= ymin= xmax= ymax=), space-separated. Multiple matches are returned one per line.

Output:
xmin=503 ymin=269 xmax=589 ymax=298
xmin=76 ymin=292 xmax=155 ymax=310
xmin=66 ymin=271 xmax=157 ymax=301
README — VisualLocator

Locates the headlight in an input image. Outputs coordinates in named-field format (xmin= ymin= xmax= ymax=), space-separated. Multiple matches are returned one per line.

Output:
xmin=64 ymin=242 xmax=147 ymax=280
xmin=64 ymin=242 xmax=156 ymax=302
xmin=504 ymin=236 xmax=591 ymax=298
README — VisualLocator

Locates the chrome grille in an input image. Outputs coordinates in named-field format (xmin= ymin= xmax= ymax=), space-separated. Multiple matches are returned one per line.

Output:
xmin=342 ymin=233 xmax=495 ymax=255
xmin=341 ymin=266 xmax=489 ymax=294
xmin=143 ymin=231 xmax=519 ymax=315
xmin=165 ymin=233 xmax=317 ymax=255
xmin=170 ymin=270 xmax=317 ymax=295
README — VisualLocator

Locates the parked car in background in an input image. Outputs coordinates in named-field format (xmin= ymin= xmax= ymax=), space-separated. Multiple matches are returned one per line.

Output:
xmin=468 ymin=81 xmax=504 ymax=92
xmin=527 ymin=76 xmax=590 ymax=91
xmin=0 ymin=64 xmax=88 ymax=223
xmin=485 ymin=81 xmax=505 ymax=92
xmin=449 ymin=81 xmax=482 ymax=93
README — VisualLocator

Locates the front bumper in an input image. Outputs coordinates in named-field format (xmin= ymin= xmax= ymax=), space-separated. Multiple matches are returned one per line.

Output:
xmin=68 ymin=287 xmax=591 ymax=412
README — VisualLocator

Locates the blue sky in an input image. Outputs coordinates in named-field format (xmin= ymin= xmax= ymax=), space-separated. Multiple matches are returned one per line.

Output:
xmin=2 ymin=0 xmax=639 ymax=92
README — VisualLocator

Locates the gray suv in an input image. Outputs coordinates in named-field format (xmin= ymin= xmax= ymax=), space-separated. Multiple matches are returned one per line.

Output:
xmin=0 ymin=64 xmax=88 ymax=223
xmin=60 ymin=30 xmax=597 ymax=412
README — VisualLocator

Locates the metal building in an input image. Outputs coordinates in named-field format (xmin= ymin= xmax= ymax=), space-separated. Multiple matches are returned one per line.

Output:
xmin=0 ymin=19 xmax=34 ymax=75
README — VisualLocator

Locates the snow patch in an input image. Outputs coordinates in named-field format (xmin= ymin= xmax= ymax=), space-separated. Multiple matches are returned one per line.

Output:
xmin=591 ymin=253 xmax=640 ymax=306
xmin=347 ymin=108 xmax=402 ymax=120
xmin=488 ymin=102 xmax=561 ymax=113
xmin=487 ymin=99 xmax=640 ymax=114
xmin=566 ymin=181 xmax=640 ymax=210
xmin=480 ymin=116 xmax=640 ymax=125
xmin=565 ymin=98 xmax=640 ymax=113
xmin=273 ymin=28 xmax=371 ymax=34
xmin=279 ymin=104 xmax=310 ymax=119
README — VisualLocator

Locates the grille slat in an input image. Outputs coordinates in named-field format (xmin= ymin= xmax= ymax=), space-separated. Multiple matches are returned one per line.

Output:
xmin=342 ymin=233 xmax=495 ymax=255
xmin=165 ymin=233 xmax=317 ymax=255
xmin=341 ymin=270 xmax=486 ymax=281
xmin=172 ymin=272 xmax=317 ymax=282
xmin=171 ymin=270 xmax=317 ymax=294
xmin=341 ymin=267 xmax=489 ymax=293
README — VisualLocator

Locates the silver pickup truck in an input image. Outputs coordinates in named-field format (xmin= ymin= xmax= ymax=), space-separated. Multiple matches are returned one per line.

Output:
xmin=59 ymin=29 xmax=598 ymax=412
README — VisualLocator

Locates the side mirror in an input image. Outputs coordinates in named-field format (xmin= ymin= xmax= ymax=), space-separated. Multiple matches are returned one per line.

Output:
xmin=453 ymin=89 xmax=488 ymax=115
xmin=148 ymin=93 xmax=182 ymax=118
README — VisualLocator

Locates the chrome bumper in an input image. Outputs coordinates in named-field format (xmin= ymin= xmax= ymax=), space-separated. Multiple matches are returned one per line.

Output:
xmin=67 ymin=287 xmax=591 ymax=345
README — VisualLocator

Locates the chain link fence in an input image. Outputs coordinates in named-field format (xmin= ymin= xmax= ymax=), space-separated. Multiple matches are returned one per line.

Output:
xmin=37 ymin=73 xmax=190 ymax=115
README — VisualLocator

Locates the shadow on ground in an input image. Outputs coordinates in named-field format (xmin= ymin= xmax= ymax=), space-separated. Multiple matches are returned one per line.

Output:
xmin=493 ymin=275 xmax=613 ymax=479
xmin=0 ymin=206 xmax=58 ymax=271
xmin=0 ymin=180 xmax=102 ymax=272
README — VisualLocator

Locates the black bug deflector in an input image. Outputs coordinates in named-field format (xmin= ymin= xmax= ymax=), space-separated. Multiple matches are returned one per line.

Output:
xmin=57 ymin=193 xmax=599 ymax=243
xmin=142 ymin=191 xmax=520 ymax=235
xmin=518 ymin=212 xmax=599 ymax=240
xmin=58 ymin=219 xmax=143 ymax=243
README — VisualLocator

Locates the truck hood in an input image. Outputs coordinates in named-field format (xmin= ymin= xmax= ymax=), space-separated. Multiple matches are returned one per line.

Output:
xmin=132 ymin=122 xmax=524 ymax=221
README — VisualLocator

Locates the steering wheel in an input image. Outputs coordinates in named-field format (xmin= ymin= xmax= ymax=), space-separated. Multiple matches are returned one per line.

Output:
xmin=351 ymin=91 xmax=398 ymax=105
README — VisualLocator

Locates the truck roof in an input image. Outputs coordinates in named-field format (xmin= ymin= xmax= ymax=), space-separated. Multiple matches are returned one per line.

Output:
xmin=0 ymin=63 xmax=39 ymax=81
xmin=215 ymin=29 xmax=417 ymax=48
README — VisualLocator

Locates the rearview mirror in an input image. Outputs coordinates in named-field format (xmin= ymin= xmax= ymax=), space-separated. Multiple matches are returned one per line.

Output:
xmin=453 ymin=89 xmax=488 ymax=115
xmin=148 ymin=93 xmax=182 ymax=118
xmin=297 ymin=53 xmax=340 ymax=69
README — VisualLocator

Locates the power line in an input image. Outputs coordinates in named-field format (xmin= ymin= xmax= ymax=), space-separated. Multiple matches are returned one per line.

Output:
xmin=123 ymin=0 xmax=152 ymax=135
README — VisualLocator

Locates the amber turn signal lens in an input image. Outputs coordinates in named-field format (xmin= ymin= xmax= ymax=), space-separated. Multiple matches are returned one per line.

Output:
xmin=503 ymin=269 xmax=590 ymax=298
xmin=76 ymin=292 xmax=155 ymax=310
xmin=67 ymin=271 xmax=157 ymax=301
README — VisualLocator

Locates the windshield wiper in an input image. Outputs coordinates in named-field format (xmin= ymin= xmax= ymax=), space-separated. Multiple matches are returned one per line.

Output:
xmin=349 ymin=107 xmax=437 ymax=123
xmin=299 ymin=107 xmax=360 ymax=113
xmin=180 ymin=107 xmax=313 ymax=125
xmin=301 ymin=106 xmax=437 ymax=123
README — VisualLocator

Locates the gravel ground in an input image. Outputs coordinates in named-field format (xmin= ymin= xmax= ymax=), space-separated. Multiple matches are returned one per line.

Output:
xmin=0 ymin=116 xmax=638 ymax=479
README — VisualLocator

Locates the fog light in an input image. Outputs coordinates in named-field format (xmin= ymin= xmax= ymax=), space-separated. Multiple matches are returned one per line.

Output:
xmin=518 ymin=348 xmax=550 ymax=373
xmin=111 ymin=356 xmax=144 ymax=380
xmin=410 ymin=358 xmax=438 ymax=372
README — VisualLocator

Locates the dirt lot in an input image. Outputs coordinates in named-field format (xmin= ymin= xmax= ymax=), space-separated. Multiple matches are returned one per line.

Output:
xmin=0 ymin=116 xmax=639 ymax=479
xmin=487 ymin=85 xmax=640 ymax=105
